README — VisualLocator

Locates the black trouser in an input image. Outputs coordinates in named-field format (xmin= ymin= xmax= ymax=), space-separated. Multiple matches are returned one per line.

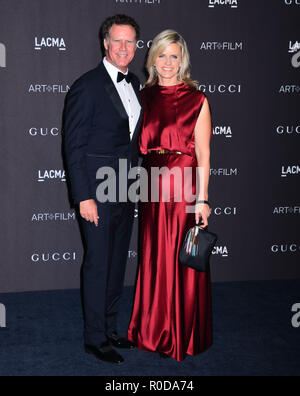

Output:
xmin=79 ymin=202 xmax=135 ymax=347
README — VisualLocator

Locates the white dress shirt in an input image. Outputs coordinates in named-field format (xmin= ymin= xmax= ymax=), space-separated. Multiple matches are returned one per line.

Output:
xmin=103 ymin=57 xmax=141 ymax=140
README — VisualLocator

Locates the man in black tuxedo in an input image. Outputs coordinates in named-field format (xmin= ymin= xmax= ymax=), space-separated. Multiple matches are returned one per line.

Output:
xmin=64 ymin=15 xmax=142 ymax=365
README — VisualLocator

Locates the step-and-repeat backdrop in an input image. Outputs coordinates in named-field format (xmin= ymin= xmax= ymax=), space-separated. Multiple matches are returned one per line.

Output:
xmin=0 ymin=0 xmax=299 ymax=293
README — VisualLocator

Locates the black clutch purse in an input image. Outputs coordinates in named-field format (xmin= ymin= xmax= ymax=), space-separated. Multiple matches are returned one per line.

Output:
xmin=179 ymin=223 xmax=218 ymax=272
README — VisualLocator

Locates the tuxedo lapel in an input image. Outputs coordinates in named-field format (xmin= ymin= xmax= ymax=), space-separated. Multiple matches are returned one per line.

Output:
xmin=131 ymin=108 xmax=143 ymax=144
xmin=98 ymin=62 xmax=143 ymax=144
xmin=100 ymin=62 xmax=129 ymax=122
xmin=131 ymin=78 xmax=143 ymax=108
xmin=130 ymin=76 xmax=143 ymax=143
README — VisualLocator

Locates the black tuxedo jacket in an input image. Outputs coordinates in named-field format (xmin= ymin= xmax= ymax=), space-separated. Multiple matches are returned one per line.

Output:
xmin=64 ymin=62 xmax=143 ymax=205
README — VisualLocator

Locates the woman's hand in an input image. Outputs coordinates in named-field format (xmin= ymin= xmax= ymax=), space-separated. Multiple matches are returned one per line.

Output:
xmin=195 ymin=203 xmax=211 ymax=228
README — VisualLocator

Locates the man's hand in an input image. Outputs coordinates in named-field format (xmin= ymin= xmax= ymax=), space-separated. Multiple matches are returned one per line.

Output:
xmin=79 ymin=199 xmax=99 ymax=227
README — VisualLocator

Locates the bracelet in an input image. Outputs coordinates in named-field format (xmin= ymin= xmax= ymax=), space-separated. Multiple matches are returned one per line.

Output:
xmin=196 ymin=200 xmax=211 ymax=207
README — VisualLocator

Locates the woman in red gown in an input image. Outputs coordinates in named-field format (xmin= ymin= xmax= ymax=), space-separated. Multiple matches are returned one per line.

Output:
xmin=127 ymin=30 xmax=213 ymax=362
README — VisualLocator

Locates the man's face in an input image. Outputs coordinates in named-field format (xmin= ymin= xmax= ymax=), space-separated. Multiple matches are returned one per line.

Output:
xmin=104 ymin=24 xmax=137 ymax=73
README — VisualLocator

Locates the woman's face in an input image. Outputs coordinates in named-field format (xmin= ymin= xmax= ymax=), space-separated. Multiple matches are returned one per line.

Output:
xmin=154 ymin=43 xmax=182 ymax=84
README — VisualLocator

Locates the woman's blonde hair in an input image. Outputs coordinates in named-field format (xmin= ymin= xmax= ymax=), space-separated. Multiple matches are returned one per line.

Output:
xmin=145 ymin=30 xmax=198 ymax=90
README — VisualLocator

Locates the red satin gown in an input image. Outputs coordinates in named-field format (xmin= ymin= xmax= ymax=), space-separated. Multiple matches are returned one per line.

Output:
xmin=127 ymin=83 xmax=213 ymax=362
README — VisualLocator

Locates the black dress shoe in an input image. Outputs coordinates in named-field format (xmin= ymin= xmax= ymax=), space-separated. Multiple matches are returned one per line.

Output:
xmin=108 ymin=332 xmax=136 ymax=350
xmin=85 ymin=341 xmax=124 ymax=365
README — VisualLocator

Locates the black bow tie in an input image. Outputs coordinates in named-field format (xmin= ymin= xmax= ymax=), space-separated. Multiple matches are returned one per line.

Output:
xmin=117 ymin=71 xmax=133 ymax=84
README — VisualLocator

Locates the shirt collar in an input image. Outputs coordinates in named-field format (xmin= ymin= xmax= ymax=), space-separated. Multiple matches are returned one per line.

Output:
xmin=103 ymin=57 xmax=128 ymax=84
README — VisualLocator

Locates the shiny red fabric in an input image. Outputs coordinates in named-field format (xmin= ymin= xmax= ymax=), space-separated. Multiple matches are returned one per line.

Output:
xmin=127 ymin=83 xmax=213 ymax=362
xmin=139 ymin=82 xmax=212 ymax=156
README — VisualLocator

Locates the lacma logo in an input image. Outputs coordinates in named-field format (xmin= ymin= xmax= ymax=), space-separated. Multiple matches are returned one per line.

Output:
xmin=0 ymin=43 xmax=6 ymax=68
xmin=35 ymin=37 xmax=66 ymax=51
xmin=213 ymin=126 xmax=233 ymax=138
xmin=208 ymin=0 xmax=238 ymax=8
xmin=38 ymin=170 xmax=66 ymax=182
xmin=212 ymin=246 xmax=229 ymax=257
xmin=281 ymin=165 xmax=300 ymax=177
xmin=289 ymin=41 xmax=300 ymax=54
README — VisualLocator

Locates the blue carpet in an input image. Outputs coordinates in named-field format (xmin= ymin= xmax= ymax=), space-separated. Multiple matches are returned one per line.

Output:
xmin=0 ymin=280 xmax=300 ymax=376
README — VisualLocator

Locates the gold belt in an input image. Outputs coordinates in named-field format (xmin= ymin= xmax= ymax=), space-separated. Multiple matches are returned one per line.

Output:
xmin=147 ymin=149 xmax=183 ymax=155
